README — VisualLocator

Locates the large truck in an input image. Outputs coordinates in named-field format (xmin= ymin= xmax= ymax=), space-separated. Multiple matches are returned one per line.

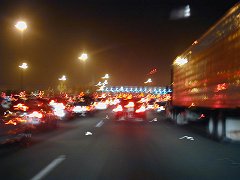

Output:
xmin=167 ymin=2 xmax=240 ymax=141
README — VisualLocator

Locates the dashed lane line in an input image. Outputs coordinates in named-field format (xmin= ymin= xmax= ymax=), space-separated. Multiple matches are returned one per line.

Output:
xmin=95 ymin=120 xmax=104 ymax=128
xmin=31 ymin=155 xmax=66 ymax=180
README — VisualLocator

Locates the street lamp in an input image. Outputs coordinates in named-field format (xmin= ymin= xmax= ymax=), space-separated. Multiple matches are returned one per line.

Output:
xmin=103 ymin=80 xmax=108 ymax=85
xmin=19 ymin=62 xmax=28 ymax=91
xmin=78 ymin=53 xmax=88 ymax=61
xmin=15 ymin=21 xmax=27 ymax=31
xmin=15 ymin=20 xmax=28 ymax=46
xmin=102 ymin=74 xmax=110 ymax=79
xmin=144 ymin=78 xmax=152 ymax=84
xmin=19 ymin=62 xmax=28 ymax=69
xmin=58 ymin=75 xmax=67 ymax=93
xmin=59 ymin=75 xmax=67 ymax=81
xmin=15 ymin=21 xmax=28 ymax=91
xmin=15 ymin=21 xmax=27 ymax=43
xmin=95 ymin=81 xmax=102 ymax=86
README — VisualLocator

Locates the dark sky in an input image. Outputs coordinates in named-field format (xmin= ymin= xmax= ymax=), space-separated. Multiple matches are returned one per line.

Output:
xmin=0 ymin=0 xmax=239 ymax=90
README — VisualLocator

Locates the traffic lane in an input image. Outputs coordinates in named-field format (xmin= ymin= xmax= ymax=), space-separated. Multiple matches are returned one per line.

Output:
xmin=0 ymin=110 xmax=108 ymax=154
xmin=45 ymin=118 xmax=154 ymax=179
xmin=46 ymin=112 xmax=240 ymax=180
xmin=144 ymin=113 xmax=240 ymax=179
xmin=0 ymin=111 xmax=108 ymax=180
xmin=1 ymin=110 xmax=240 ymax=180
xmin=159 ymin=115 xmax=240 ymax=178
xmin=103 ymin=118 xmax=240 ymax=180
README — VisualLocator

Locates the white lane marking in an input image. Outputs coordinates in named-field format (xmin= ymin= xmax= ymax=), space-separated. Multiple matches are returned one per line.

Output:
xmin=31 ymin=155 xmax=66 ymax=180
xmin=105 ymin=115 xmax=109 ymax=119
xmin=85 ymin=131 xmax=93 ymax=136
xmin=179 ymin=136 xmax=194 ymax=140
xmin=96 ymin=120 xmax=104 ymax=127
xmin=149 ymin=118 xmax=158 ymax=122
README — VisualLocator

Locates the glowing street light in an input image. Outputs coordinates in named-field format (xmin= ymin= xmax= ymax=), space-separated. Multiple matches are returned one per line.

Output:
xmin=19 ymin=62 xmax=28 ymax=69
xmin=95 ymin=81 xmax=102 ymax=86
xmin=15 ymin=21 xmax=27 ymax=31
xmin=144 ymin=78 xmax=152 ymax=84
xmin=19 ymin=62 xmax=28 ymax=91
xmin=103 ymin=80 xmax=108 ymax=85
xmin=102 ymin=74 xmax=110 ymax=79
xmin=15 ymin=21 xmax=28 ymax=63
xmin=16 ymin=20 xmax=28 ymax=91
xmin=59 ymin=75 xmax=67 ymax=81
xmin=58 ymin=75 xmax=67 ymax=93
xmin=78 ymin=53 xmax=88 ymax=61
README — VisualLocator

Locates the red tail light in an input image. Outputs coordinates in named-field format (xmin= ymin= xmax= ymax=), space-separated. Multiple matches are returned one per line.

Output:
xmin=124 ymin=102 xmax=134 ymax=108
xmin=113 ymin=105 xmax=123 ymax=112
xmin=135 ymin=105 xmax=146 ymax=113
xmin=198 ymin=114 xmax=205 ymax=119
xmin=28 ymin=111 xmax=43 ymax=118
xmin=5 ymin=118 xmax=27 ymax=125
xmin=5 ymin=119 xmax=17 ymax=126
xmin=86 ymin=106 xmax=92 ymax=111
xmin=49 ymin=100 xmax=55 ymax=105
xmin=13 ymin=103 xmax=29 ymax=111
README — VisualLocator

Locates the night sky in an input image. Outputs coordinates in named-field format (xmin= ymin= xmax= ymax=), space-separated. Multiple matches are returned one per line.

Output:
xmin=0 ymin=0 xmax=239 ymax=90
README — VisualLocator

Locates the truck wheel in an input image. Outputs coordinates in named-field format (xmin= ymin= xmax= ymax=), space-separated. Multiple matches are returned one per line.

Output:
xmin=165 ymin=109 xmax=172 ymax=119
xmin=172 ymin=110 xmax=177 ymax=122
xmin=176 ymin=112 xmax=186 ymax=125
xmin=216 ymin=118 xmax=226 ymax=141
xmin=207 ymin=117 xmax=215 ymax=137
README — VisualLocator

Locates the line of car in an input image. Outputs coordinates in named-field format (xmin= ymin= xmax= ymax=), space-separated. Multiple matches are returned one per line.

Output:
xmin=0 ymin=95 xmax=99 ymax=145
xmin=0 ymin=93 xmax=167 ymax=145
xmin=112 ymin=97 xmax=166 ymax=121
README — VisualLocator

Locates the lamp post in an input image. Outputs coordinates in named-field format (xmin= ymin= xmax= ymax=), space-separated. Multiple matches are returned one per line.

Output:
xmin=78 ymin=53 xmax=88 ymax=62
xmin=16 ymin=21 xmax=28 ymax=91
xmin=15 ymin=21 xmax=27 ymax=31
xmin=78 ymin=52 xmax=89 ymax=90
xmin=58 ymin=75 xmax=67 ymax=93
xmin=58 ymin=75 xmax=67 ymax=81
xmin=102 ymin=74 xmax=109 ymax=79
xmin=19 ymin=62 xmax=28 ymax=91
xmin=144 ymin=78 xmax=152 ymax=84
xmin=15 ymin=21 xmax=27 ymax=46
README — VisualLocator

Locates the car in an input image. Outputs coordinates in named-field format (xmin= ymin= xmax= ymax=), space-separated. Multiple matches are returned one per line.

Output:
xmin=154 ymin=101 xmax=166 ymax=113
xmin=49 ymin=99 xmax=74 ymax=121
xmin=0 ymin=110 xmax=32 ymax=145
xmin=146 ymin=99 xmax=156 ymax=110
xmin=10 ymin=99 xmax=59 ymax=130
xmin=112 ymin=99 xmax=147 ymax=121
xmin=72 ymin=96 xmax=95 ymax=117
xmin=93 ymin=98 xmax=109 ymax=110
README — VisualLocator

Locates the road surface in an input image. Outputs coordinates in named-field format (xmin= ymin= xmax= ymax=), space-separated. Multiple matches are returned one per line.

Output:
xmin=0 ymin=110 xmax=240 ymax=180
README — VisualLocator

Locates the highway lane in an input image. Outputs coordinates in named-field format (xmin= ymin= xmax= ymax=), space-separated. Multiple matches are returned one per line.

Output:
xmin=0 ymin=110 xmax=240 ymax=180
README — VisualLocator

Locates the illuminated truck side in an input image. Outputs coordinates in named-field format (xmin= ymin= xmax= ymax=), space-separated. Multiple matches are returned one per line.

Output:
xmin=168 ymin=2 xmax=240 ymax=141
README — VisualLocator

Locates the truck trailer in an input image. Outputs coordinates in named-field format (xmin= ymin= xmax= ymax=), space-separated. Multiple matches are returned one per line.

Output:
xmin=167 ymin=2 xmax=240 ymax=141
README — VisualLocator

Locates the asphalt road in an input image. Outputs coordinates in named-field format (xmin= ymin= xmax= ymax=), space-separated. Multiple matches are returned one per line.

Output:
xmin=0 ymin=110 xmax=240 ymax=180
